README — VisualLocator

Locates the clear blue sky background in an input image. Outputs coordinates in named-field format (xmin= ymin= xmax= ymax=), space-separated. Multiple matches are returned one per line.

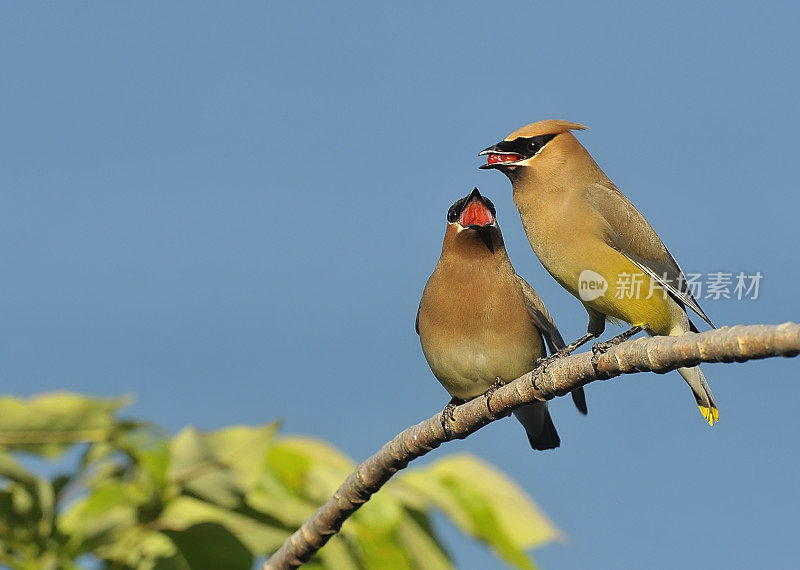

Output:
xmin=2 ymin=3 xmax=798 ymax=569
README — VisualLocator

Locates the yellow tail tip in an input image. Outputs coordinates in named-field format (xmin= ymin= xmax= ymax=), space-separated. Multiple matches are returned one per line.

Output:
xmin=699 ymin=405 xmax=719 ymax=426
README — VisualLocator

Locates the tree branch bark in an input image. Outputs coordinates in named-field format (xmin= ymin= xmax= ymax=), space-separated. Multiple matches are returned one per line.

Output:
xmin=263 ymin=323 xmax=800 ymax=569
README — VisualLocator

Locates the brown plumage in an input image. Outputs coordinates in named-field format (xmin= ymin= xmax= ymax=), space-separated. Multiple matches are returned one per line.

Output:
xmin=505 ymin=119 xmax=588 ymax=140
xmin=416 ymin=188 xmax=586 ymax=450
xmin=480 ymin=120 xmax=718 ymax=425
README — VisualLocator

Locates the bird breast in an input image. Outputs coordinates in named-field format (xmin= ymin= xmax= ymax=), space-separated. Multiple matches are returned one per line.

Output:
xmin=418 ymin=264 xmax=545 ymax=400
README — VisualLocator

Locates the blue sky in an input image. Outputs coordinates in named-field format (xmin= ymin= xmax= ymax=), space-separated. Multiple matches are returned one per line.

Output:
xmin=1 ymin=2 xmax=799 ymax=568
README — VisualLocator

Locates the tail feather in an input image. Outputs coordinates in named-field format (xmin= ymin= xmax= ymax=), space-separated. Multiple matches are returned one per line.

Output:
xmin=571 ymin=386 xmax=588 ymax=415
xmin=677 ymin=366 xmax=719 ymax=426
xmin=513 ymin=402 xmax=560 ymax=450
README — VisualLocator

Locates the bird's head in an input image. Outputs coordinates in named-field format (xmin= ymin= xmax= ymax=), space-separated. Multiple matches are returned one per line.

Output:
xmin=479 ymin=119 xmax=589 ymax=180
xmin=444 ymin=188 xmax=501 ymax=254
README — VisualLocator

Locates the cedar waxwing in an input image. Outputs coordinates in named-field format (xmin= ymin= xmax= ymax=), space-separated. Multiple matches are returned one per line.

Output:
xmin=479 ymin=120 xmax=719 ymax=425
xmin=416 ymin=188 xmax=587 ymax=450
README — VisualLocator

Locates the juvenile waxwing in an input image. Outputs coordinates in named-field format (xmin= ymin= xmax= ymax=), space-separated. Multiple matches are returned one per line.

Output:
xmin=417 ymin=188 xmax=586 ymax=450
xmin=479 ymin=120 xmax=718 ymax=425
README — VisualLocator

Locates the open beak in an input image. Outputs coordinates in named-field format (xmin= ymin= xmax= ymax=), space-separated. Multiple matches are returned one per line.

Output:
xmin=452 ymin=188 xmax=496 ymax=253
xmin=478 ymin=143 xmax=523 ymax=169
xmin=458 ymin=188 xmax=494 ymax=228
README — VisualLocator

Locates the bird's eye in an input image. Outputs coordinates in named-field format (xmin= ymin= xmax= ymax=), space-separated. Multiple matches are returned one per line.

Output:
xmin=528 ymin=140 xmax=540 ymax=153
xmin=447 ymin=198 xmax=467 ymax=222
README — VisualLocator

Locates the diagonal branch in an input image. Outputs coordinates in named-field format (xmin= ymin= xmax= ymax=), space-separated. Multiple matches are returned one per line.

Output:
xmin=264 ymin=323 xmax=800 ymax=569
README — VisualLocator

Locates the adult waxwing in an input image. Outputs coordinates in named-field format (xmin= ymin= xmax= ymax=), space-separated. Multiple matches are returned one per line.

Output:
xmin=479 ymin=120 xmax=718 ymax=425
xmin=416 ymin=188 xmax=587 ymax=450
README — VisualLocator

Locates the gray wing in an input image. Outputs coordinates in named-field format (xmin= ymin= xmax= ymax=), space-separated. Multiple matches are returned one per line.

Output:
xmin=515 ymin=274 xmax=587 ymax=415
xmin=514 ymin=274 xmax=565 ymax=353
xmin=585 ymin=182 xmax=714 ymax=328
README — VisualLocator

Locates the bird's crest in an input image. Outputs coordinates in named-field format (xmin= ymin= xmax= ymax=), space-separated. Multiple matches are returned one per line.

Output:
xmin=505 ymin=119 xmax=588 ymax=141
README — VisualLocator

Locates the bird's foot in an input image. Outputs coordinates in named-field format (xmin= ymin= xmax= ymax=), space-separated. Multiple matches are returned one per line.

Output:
xmin=590 ymin=325 xmax=645 ymax=366
xmin=590 ymin=340 xmax=615 ymax=366
xmin=536 ymin=331 xmax=599 ymax=373
xmin=483 ymin=378 xmax=504 ymax=399
xmin=535 ymin=354 xmax=560 ymax=375
xmin=536 ymin=345 xmax=577 ymax=374
xmin=440 ymin=397 xmax=465 ymax=438
xmin=483 ymin=378 xmax=508 ymax=418
xmin=592 ymin=339 xmax=620 ymax=354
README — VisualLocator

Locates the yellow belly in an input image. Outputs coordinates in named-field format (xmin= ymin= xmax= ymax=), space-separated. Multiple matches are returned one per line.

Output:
xmin=547 ymin=243 xmax=678 ymax=335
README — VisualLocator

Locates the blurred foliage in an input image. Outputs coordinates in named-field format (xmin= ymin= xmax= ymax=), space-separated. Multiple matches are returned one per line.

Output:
xmin=0 ymin=393 xmax=560 ymax=569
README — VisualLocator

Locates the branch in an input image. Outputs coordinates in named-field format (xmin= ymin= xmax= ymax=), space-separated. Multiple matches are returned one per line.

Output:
xmin=264 ymin=323 xmax=800 ymax=569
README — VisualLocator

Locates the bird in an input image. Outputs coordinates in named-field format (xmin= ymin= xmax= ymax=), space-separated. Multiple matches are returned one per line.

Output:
xmin=479 ymin=119 xmax=718 ymax=425
xmin=416 ymin=187 xmax=587 ymax=450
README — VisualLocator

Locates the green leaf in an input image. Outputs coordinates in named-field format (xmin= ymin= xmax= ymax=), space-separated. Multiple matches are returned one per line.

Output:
xmin=11 ymin=551 xmax=66 ymax=570
xmin=164 ymin=523 xmax=253 ymax=570
xmin=168 ymin=428 xmax=243 ymax=508
xmin=203 ymin=423 xmax=279 ymax=488
xmin=58 ymin=482 xmax=139 ymax=544
xmin=0 ymin=393 xmax=563 ymax=570
xmin=137 ymin=441 xmax=171 ymax=489
xmin=350 ymin=523 xmax=415 ymax=570
xmin=351 ymin=488 xmax=403 ymax=536
xmin=92 ymin=526 xmax=176 ymax=568
xmin=159 ymin=496 xmax=288 ymax=555
xmin=34 ymin=477 xmax=55 ymax=538
xmin=245 ymin=480 xmax=316 ymax=527
xmin=315 ymin=535 xmax=360 ymax=570
xmin=396 ymin=511 xmax=452 ymax=570
xmin=0 ymin=450 xmax=42 ymax=486
xmin=396 ymin=454 xmax=561 ymax=570
xmin=266 ymin=437 xmax=353 ymax=503
xmin=0 ymin=392 xmax=129 ymax=457
xmin=0 ymin=451 xmax=56 ymax=542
